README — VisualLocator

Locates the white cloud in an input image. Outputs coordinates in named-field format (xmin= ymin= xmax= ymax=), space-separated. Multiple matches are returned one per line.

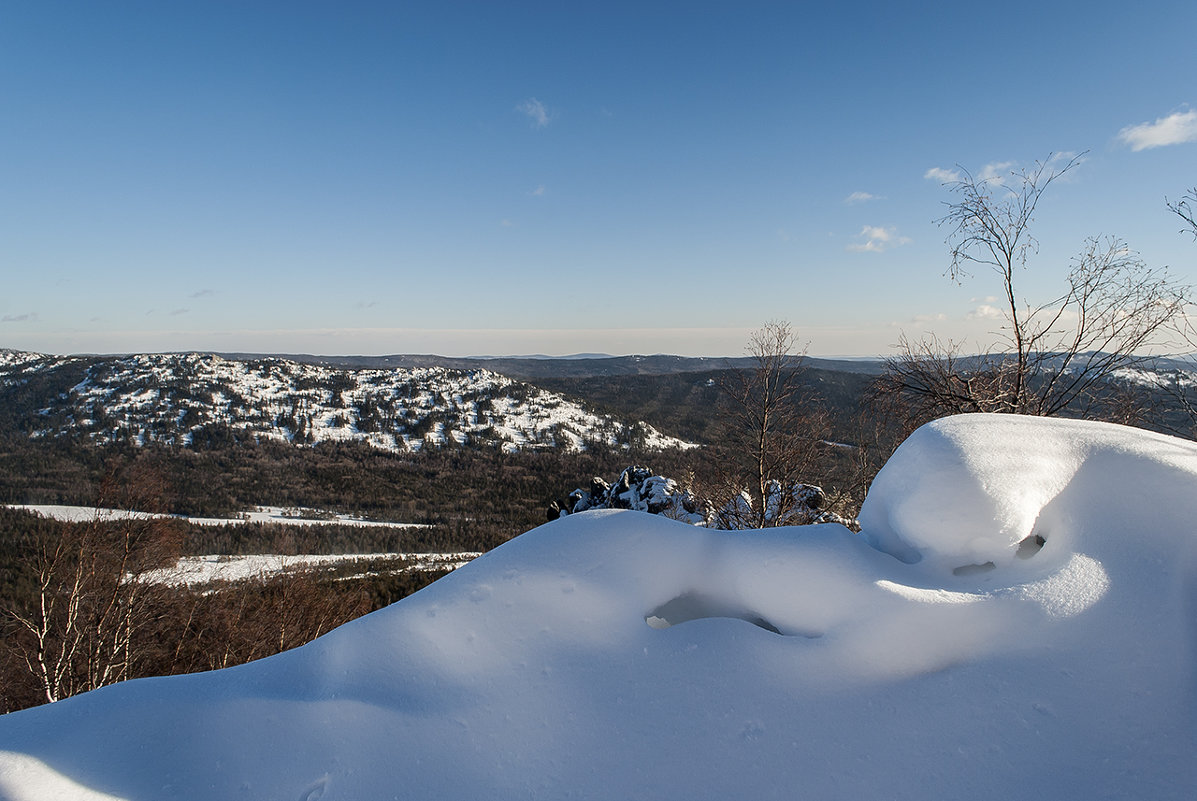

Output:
xmin=967 ymin=304 xmax=1003 ymax=320
xmin=1117 ymin=109 xmax=1197 ymax=151
xmin=847 ymin=225 xmax=911 ymax=253
xmin=927 ymin=159 xmax=1052 ymax=188
xmin=844 ymin=191 xmax=879 ymax=204
xmin=517 ymin=98 xmax=551 ymax=128
xmin=531 ymin=184 xmax=546 ymax=196
xmin=976 ymin=161 xmax=1015 ymax=185
xmin=924 ymin=167 xmax=961 ymax=183
xmin=500 ymin=219 xmax=513 ymax=227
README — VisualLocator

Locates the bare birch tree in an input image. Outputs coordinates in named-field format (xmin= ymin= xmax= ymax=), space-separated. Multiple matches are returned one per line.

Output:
xmin=711 ymin=322 xmax=830 ymax=528
xmin=5 ymin=462 xmax=182 ymax=703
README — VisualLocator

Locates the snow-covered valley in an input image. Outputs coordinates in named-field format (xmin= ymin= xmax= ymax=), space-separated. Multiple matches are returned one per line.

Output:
xmin=5 ymin=504 xmax=472 ymax=587
xmin=0 ymin=413 xmax=1193 ymax=800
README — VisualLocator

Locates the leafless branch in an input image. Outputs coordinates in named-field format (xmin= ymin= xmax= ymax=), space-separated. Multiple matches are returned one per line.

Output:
xmin=1167 ymin=187 xmax=1197 ymax=239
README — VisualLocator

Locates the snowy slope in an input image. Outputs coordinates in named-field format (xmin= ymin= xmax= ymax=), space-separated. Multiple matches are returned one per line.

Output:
xmin=7 ymin=352 xmax=692 ymax=452
xmin=0 ymin=349 xmax=63 ymax=388
xmin=0 ymin=350 xmax=43 ymax=370
xmin=0 ymin=414 xmax=1195 ymax=800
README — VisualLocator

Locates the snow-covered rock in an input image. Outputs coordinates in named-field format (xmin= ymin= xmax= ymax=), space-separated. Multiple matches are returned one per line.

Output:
xmin=1 ymin=413 xmax=1195 ymax=800
xmin=559 ymin=466 xmax=709 ymax=524
xmin=713 ymin=479 xmax=856 ymax=529
xmin=558 ymin=467 xmax=855 ymax=529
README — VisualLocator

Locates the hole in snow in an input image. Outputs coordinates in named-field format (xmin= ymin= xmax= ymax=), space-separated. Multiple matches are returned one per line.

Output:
xmin=646 ymin=591 xmax=783 ymax=635
xmin=952 ymin=561 xmax=996 ymax=576
xmin=1016 ymin=533 xmax=1047 ymax=559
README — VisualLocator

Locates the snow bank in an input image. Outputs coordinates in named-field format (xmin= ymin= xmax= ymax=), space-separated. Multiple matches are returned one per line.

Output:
xmin=1 ymin=414 xmax=1195 ymax=800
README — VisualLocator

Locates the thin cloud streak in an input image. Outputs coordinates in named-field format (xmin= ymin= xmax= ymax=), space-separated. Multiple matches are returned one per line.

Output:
xmin=517 ymin=98 xmax=551 ymax=128
xmin=844 ymin=191 xmax=879 ymax=204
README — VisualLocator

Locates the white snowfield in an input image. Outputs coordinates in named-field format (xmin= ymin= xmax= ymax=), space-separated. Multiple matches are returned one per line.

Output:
xmin=142 ymin=552 xmax=480 ymax=587
xmin=1 ymin=413 xmax=1195 ymax=800
xmin=7 ymin=503 xmax=431 ymax=529
xmin=6 ymin=505 xmax=463 ymax=585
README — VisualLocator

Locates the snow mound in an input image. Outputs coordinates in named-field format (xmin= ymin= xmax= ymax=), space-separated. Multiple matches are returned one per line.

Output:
xmin=1 ymin=414 xmax=1195 ymax=800
xmin=860 ymin=414 xmax=1197 ymax=576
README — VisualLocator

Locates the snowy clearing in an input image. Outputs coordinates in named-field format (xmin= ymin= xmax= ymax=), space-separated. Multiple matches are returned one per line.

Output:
xmin=0 ymin=414 xmax=1194 ymax=800
xmin=142 ymin=552 xmax=481 ymax=587
xmin=6 ymin=504 xmax=430 ymax=529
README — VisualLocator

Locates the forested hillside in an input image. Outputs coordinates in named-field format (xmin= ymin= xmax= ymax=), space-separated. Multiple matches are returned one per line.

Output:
xmin=0 ymin=351 xmax=691 ymax=453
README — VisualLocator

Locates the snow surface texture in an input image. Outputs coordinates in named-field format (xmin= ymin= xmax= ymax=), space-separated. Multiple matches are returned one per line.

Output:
xmin=6 ymin=352 xmax=691 ymax=452
xmin=1 ymin=414 xmax=1195 ymax=800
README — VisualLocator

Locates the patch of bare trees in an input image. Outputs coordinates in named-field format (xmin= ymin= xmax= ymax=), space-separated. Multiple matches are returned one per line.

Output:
xmin=0 ymin=461 xmax=389 ymax=712
xmin=3 ymin=462 xmax=182 ymax=704
xmin=706 ymin=322 xmax=837 ymax=528
xmin=873 ymin=155 xmax=1191 ymax=429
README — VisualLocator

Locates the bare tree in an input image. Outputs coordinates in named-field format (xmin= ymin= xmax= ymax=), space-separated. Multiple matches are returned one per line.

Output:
xmin=710 ymin=322 xmax=830 ymax=528
xmin=169 ymin=568 xmax=369 ymax=673
xmin=877 ymin=155 xmax=1191 ymax=424
xmin=1158 ymin=185 xmax=1197 ymax=432
xmin=4 ymin=461 xmax=182 ymax=703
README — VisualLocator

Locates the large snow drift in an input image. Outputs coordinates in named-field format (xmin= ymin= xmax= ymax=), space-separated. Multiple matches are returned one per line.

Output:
xmin=1 ymin=414 xmax=1195 ymax=800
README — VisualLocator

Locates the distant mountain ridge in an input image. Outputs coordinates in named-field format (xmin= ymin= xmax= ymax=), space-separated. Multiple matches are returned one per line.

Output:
xmin=0 ymin=351 xmax=694 ymax=453
xmin=2 ymin=347 xmax=891 ymax=379
xmin=213 ymin=351 xmax=890 ymax=378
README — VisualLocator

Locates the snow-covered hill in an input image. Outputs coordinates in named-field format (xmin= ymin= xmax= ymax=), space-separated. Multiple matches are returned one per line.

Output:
xmin=0 ymin=413 xmax=1194 ymax=800
xmin=1 ymin=352 xmax=692 ymax=452
xmin=0 ymin=349 xmax=57 ymax=378
xmin=0 ymin=349 xmax=44 ymax=370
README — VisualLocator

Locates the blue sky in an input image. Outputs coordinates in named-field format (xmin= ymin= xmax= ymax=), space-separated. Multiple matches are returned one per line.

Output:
xmin=2 ymin=1 xmax=1194 ymax=357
